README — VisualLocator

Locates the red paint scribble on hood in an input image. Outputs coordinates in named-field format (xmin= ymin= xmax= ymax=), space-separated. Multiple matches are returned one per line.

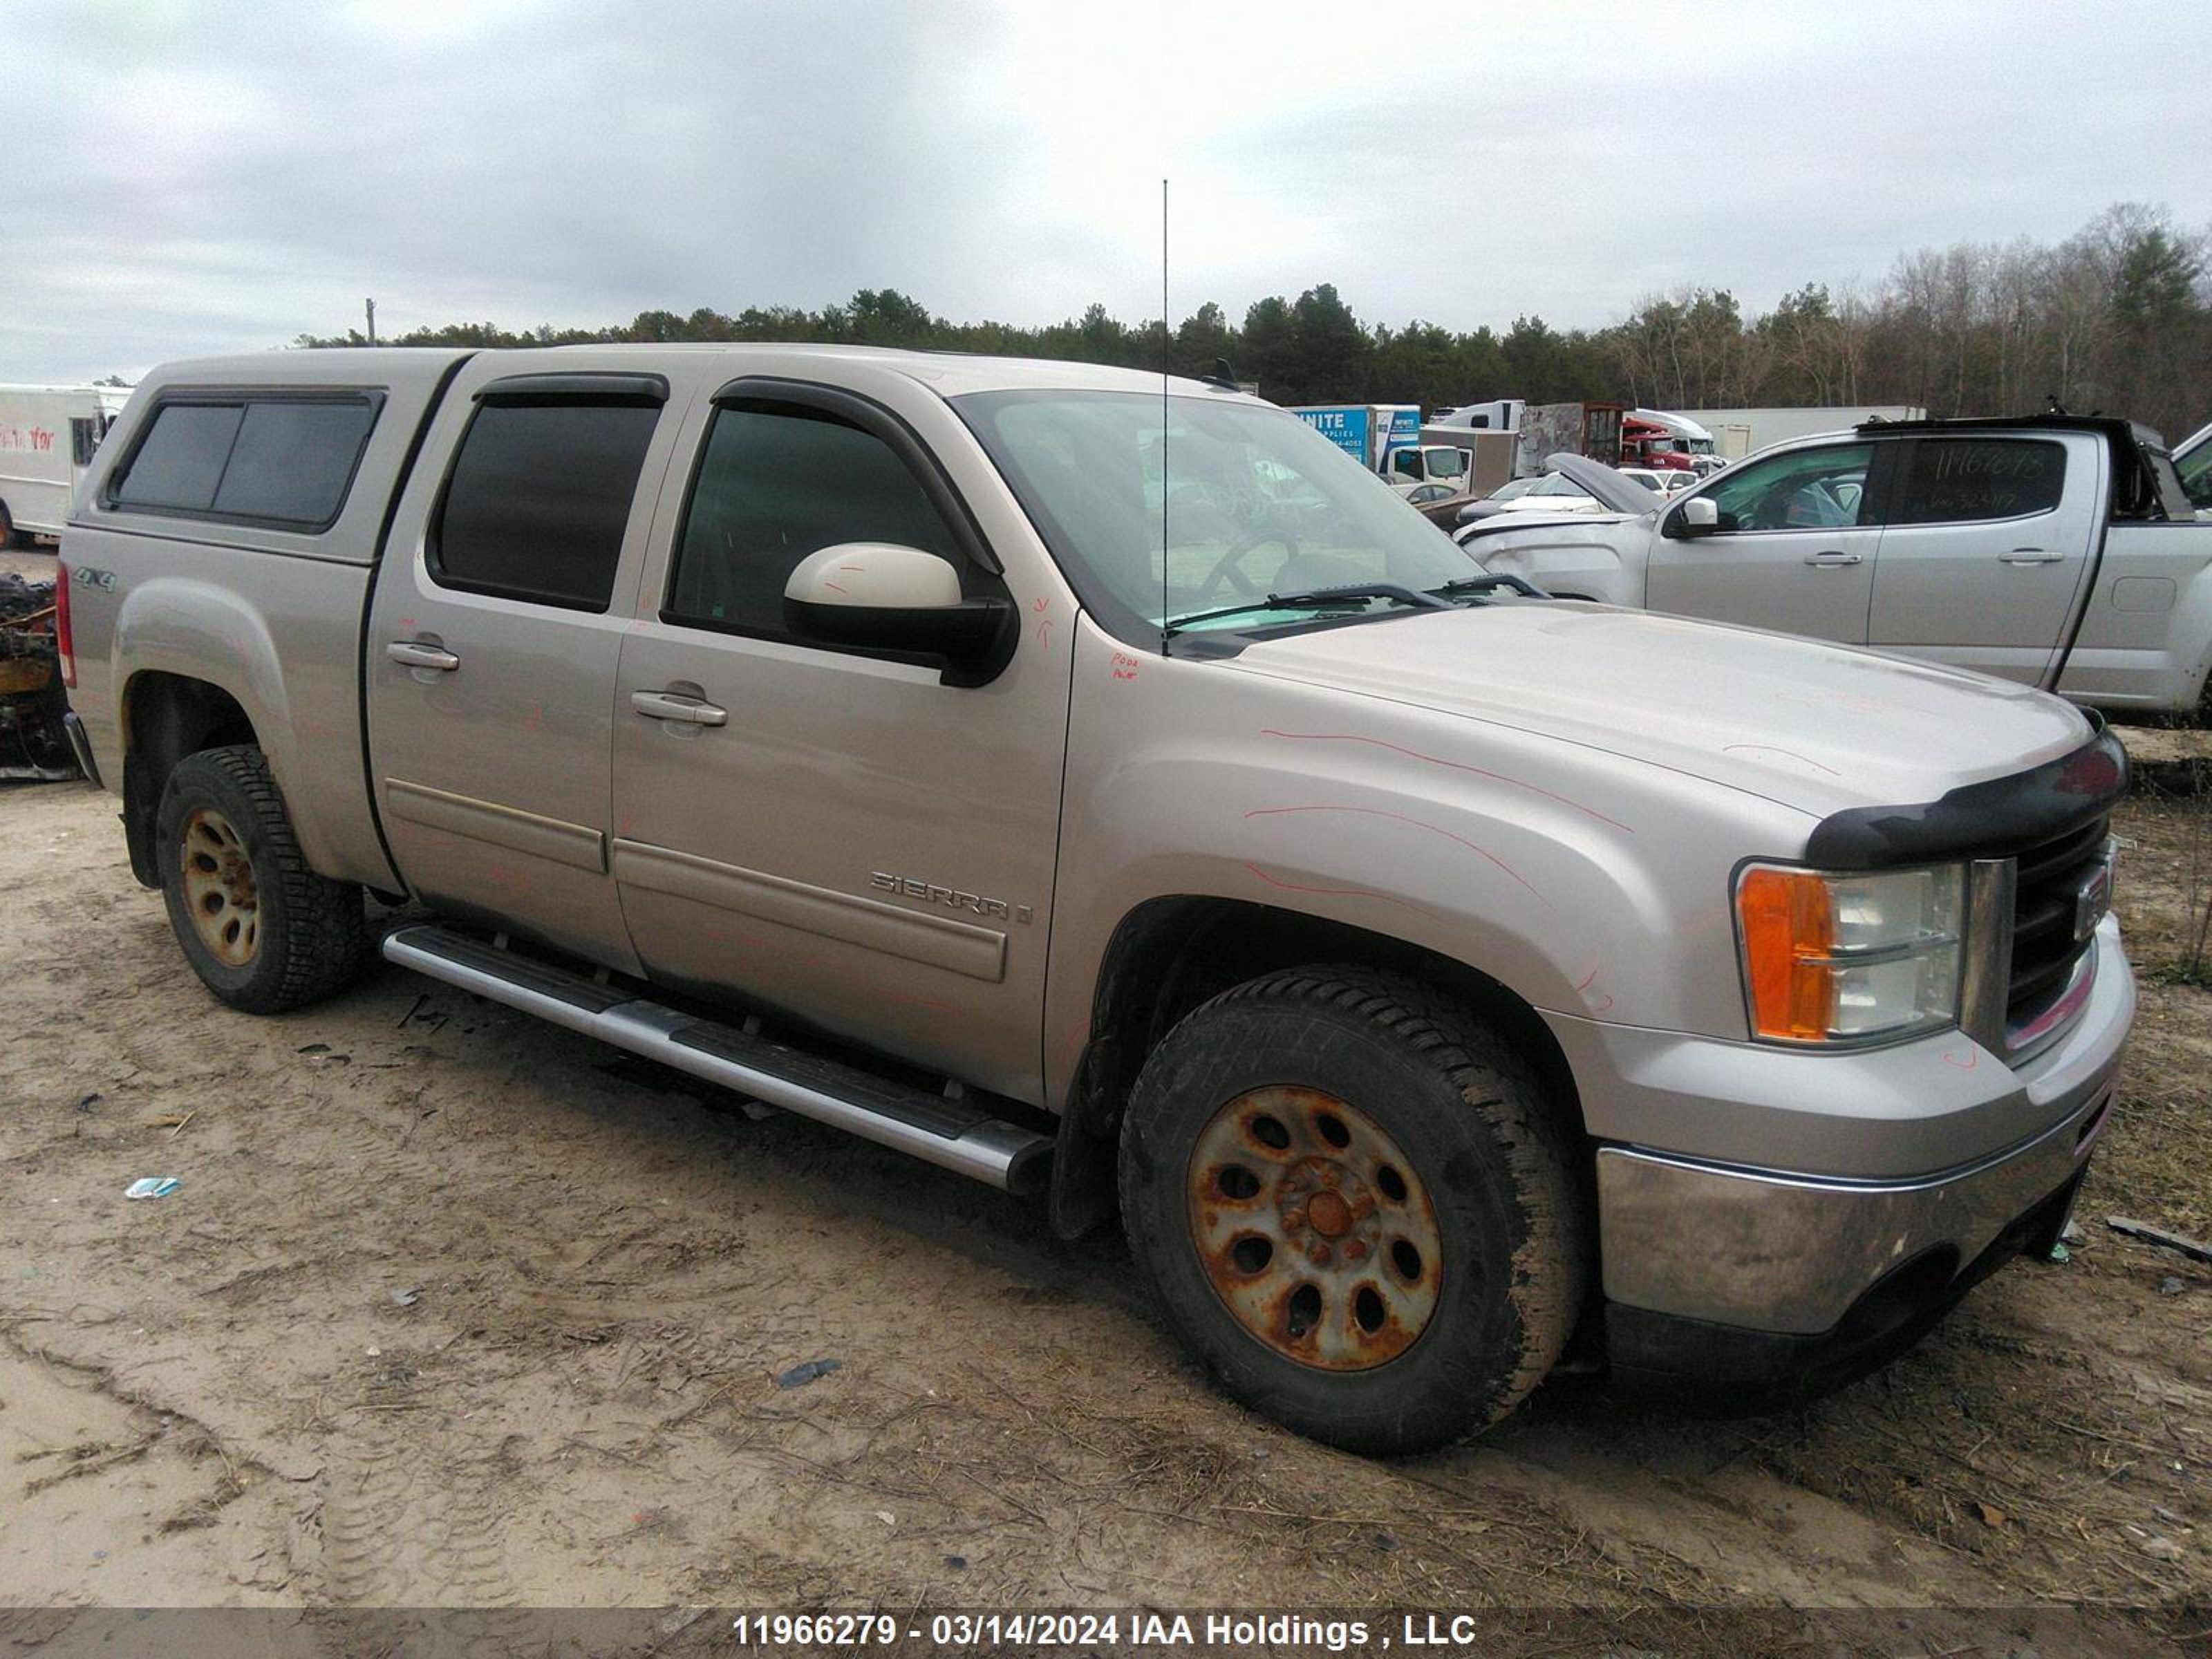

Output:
xmin=1259 ymin=731 xmax=1632 ymax=832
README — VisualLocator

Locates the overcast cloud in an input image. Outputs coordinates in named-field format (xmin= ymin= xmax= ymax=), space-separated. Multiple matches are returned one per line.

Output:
xmin=3 ymin=0 xmax=2207 ymax=382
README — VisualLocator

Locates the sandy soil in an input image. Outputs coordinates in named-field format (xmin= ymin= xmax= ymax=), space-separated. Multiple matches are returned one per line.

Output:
xmin=1 ymin=776 xmax=2206 ymax=1656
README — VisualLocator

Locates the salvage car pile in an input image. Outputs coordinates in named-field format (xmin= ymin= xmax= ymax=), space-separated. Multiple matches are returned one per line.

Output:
xmin=0 ymin=571 xmax=79 ymax=780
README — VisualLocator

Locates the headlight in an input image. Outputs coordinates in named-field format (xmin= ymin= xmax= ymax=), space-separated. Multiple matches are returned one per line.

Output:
xmin=1734 ymin=863 xmax=1965 ymax=1045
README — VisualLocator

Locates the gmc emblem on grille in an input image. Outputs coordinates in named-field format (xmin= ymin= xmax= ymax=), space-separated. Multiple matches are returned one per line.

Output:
xmin=2072 ymin=854 xmax=2113 ymax=944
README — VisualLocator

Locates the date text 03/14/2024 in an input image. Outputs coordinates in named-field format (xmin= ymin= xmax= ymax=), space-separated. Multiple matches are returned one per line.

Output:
xmin=729 ymin=1611 xmax=1518 ymax=1649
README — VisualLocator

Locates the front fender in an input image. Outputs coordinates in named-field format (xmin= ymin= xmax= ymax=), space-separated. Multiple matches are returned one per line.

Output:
xmin=1457 ymin=517 xmax=1651 ymax=606
xmin=1042 ymin=616 xmax=1808 ymax=1109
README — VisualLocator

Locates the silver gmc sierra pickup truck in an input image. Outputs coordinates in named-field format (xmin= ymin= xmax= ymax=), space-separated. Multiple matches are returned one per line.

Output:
xmin=56 ymin=346 xmax=2133 ymax=1452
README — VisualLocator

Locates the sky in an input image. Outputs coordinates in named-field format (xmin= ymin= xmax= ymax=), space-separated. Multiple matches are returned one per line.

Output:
xmin=3 ymin=0 xmax=2209 ymax=383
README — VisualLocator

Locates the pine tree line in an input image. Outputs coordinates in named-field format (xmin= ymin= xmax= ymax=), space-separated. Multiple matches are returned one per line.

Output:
xmin=296 ymin=203 xmax=2212 ymax=442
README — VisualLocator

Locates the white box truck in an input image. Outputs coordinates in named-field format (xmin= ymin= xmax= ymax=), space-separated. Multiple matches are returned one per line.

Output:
xmin=0 ymin=384 xmax=131 ymax=545
xmin=1288 ymin=404 xmax=1471 ymax=495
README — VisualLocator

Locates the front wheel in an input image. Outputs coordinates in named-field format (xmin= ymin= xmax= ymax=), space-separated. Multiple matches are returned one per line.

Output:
xmin=155 ymin=746 xmax=368 ymax=1012
xmin=1118 ymin=967 xmax=1588 ymax=1454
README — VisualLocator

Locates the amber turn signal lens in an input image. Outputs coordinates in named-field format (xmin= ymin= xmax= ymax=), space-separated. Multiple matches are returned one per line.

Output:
xmin=1736 ymin=866 xmax=1837 ymax=1041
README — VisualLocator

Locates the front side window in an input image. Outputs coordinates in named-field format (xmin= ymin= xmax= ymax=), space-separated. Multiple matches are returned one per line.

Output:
xmin=70 ymin=418 xmax=100 ymax=468
xmin=432 ymin=400 xmax=659 ymax=610
xmin=109 ymin=395 xmax=378 ymax=527
xmin=1702 ymin=442 xmax=1875 ymax=532
xmin=1894 ymin=438 xmax=2065 ymax=525
xmin=666 ymin=404 xmax=966 ymax=637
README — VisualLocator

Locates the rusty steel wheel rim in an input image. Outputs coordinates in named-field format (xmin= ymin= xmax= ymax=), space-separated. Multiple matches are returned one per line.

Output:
xmin=180 ymin=807 xmax=261 ymax=968
xmin=1187 ymin=1085 xmax=1443 ymax=1371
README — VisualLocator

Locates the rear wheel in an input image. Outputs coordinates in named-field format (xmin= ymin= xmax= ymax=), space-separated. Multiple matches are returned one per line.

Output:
xmin=1118 ymin=966 xmax=1588 ymax=1454
xmin=155 ymin=746 xmax=368 ymax=1012
xmin=0 ymin=503 xmax=15 ymax=550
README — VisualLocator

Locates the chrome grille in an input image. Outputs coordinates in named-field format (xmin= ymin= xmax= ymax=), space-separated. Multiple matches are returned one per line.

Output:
xmin=2006 ymin=814 xmax=2111 ymax=1029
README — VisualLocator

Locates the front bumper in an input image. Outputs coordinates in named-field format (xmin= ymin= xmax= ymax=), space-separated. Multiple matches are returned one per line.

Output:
xmin=1583 ymin=919 xmax=2131 ymax=1398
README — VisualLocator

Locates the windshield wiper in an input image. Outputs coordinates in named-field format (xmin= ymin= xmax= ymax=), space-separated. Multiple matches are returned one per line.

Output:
xmin=1429 ymin=572 xmax=1553 ymax=601
xmin=1163 ymin=582 xmax=1452 ymax=637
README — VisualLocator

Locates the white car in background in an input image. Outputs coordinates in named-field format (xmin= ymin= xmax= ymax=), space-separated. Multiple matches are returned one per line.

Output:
xmin=1618 ymin=467 xmax=1696 ymax=496
xmin=1454 ymin=471 xmax=1611 ymax=521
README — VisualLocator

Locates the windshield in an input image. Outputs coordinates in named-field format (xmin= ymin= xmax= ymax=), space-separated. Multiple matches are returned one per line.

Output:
xmin=954 ymin=390 xmax=1477 ymax=639
xmin=2178 ymin=430 xmax=2212 ymax=510
xmin=1423 ymin=447 xmax=1468 ymax=481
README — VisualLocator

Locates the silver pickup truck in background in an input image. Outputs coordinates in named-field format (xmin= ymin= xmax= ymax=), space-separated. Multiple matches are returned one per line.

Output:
xmin=1459 ymin=418 xmax=2212 ymax=716
xmin=57 ymin=347 xmax=2133 ymax=1452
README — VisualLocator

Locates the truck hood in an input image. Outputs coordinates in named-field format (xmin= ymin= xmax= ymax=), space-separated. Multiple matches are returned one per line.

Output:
xmin=1221 ymin=601 xmax=2095 ymax=819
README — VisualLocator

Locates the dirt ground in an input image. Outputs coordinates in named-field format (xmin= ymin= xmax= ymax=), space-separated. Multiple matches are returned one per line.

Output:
xmin=2 ymin=755 xmax=2208 ymax=1656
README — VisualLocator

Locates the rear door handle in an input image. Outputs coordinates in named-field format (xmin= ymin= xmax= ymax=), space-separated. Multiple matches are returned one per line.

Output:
xmin=630 ymin=689 xmax=728 ymax=727
xmin=2000 ymin=550 xmax=2063 ymax=565
xmin=1803 ymin=552 xmax=1862 ymax=566
xmin=386 ymin=640 xmax=460 ymax=671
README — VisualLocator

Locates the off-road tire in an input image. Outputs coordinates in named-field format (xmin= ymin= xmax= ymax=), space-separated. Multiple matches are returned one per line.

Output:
xmin=1118 ymin=966 xmax=1588 ymax=1454
xmin=155 ymin=745 xmax=368 ymax=1013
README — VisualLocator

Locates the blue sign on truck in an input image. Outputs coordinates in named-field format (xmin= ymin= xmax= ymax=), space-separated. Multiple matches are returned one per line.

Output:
xmin=1293 ymin=406 xmax=1371 ymax=462
xmin=1290 ymin=404 xmax=1426 ymax=473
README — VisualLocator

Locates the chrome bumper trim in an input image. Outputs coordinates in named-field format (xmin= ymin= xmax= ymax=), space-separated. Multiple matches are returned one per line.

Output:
xmin=1597 ymin=1068 xmax=2115 ymax=1335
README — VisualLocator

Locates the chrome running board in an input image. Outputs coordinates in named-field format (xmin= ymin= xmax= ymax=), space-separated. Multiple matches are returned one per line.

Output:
xmin=382 ymin=923 xmax=1051 ymax=1194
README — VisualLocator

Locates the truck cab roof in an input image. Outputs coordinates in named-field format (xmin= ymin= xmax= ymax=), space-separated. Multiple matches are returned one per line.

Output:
xmin=138 ymin=344 xmax=1246 ymax=406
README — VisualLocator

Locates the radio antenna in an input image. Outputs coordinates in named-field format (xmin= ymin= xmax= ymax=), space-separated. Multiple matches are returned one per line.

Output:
xmin=1161 ymin=176 xmax=1170 ymax=654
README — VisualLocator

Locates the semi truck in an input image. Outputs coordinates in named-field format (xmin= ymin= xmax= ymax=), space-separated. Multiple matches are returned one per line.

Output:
xmin=0 ymin=384 xmax=131 ymax=545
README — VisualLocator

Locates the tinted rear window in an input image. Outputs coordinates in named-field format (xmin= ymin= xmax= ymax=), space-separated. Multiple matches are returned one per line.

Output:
xmin=111 ymin=396 xmax=379 ymax=527
xmin=1895 ymin=438 xmax=2065 ymax=525
xmin=431 ymin=401 xmax=660 ymax=611
xmin=213 ymin=402 xmax=377 ymax=523
xmin=113 ymin=404 xmax=245 ymax=512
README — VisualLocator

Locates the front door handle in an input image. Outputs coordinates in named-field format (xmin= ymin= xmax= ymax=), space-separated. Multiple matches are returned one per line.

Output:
xmin=630 ymin=689 xmax=729 ymax=727
xmin=2000 ymin=550 xmax=2063 ymax=565
xmin=1803 ymin=552 xmax=1863 ymax=566
xmin=386 ymin=640 xmax=460 ymax=671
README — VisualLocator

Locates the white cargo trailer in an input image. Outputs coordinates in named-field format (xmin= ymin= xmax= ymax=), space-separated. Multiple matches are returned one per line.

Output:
xmin=0 ymin=384 xmax=131 ymax=545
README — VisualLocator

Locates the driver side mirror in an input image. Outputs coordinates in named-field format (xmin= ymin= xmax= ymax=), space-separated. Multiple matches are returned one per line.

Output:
xmin=783 ymin=543 xmax=1015 ymax=686
xmin=1667 ymin=496 xmax=1720 ymax=539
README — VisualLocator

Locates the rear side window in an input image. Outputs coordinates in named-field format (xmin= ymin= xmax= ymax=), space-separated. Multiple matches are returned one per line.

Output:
xmin=111 ymin=404 xmax=244 ymax=512
xmin=431 ymin=402 xmax=660 ymax=611
xmin=666 ymin=404 xmax=964 ymax=637
xmin=109 ymin=396 xmax=378 ymax=527
xmin=215 ymin=402 xmax=377 ymax=523
xmin=1894 ymin=438 xmax=2065 ymax=525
